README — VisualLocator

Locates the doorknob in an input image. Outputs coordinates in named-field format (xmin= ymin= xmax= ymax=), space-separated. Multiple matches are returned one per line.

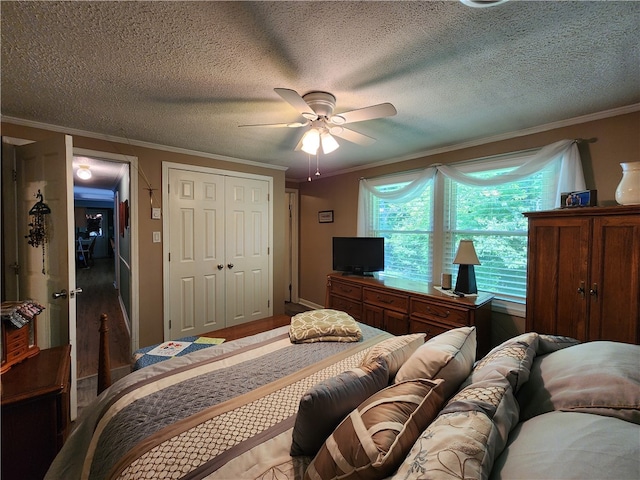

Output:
xmin=227 ymin=263 xmax=234 ymax=269
xmin=70 ymin=288 xmax=83 ymax=298
xmin=217 ymin=264 xmax=224 ymax=270
xmin=52 ymin=289 xmax=68 ymax=299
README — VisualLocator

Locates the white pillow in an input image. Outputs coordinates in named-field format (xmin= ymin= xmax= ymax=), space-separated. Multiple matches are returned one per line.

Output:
xmin=394 ymin=326 xmax=476 ymax=399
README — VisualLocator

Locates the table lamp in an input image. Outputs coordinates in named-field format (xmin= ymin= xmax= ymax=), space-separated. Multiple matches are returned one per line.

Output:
xmin=453 ymin=240 xmax=481 ymax=294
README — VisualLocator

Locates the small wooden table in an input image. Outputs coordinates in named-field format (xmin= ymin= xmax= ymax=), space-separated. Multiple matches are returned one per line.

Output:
xmin=1 ymin=345 xmax=71 ymax=480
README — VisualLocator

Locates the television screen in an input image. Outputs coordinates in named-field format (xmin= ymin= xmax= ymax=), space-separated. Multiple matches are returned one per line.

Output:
xmin=332 ymin=237 xmax=384 ymax=276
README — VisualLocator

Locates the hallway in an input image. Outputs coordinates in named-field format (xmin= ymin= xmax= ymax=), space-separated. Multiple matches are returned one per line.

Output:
xmin=76 ymin=257 xmax=131 ymax=379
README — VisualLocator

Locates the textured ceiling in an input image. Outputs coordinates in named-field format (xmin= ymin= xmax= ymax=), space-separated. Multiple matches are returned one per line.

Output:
xmin=2 ymin=1 xmax=639 ymax=181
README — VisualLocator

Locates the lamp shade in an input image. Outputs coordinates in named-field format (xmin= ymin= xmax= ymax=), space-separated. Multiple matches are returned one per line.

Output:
xmin=301 ymin=129 xmax=320 ymax=155
xmin=320 ymin=131 xmax=339 ymax=154
xmin=453 ymin=240 xmax=480 ymax=265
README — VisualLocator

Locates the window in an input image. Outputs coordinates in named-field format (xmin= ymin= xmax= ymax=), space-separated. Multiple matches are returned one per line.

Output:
xmin=359 ymin=141 xmax=582 ymax=306
xmin=86 ymin=213 xmax=103 ymax=237
xmin=368 ymin=174 xmax=434 ymax=282
xmin=442 ymin=158 xmax=558 ymax=302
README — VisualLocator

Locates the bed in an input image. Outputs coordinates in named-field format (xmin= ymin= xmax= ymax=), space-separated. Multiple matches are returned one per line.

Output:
xmin=46 ymin=310 xmax=640 ymax=480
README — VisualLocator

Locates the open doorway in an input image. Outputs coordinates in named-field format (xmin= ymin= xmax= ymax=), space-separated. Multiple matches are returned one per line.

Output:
xmin=73 ymin=153 xmax=132 ymax=403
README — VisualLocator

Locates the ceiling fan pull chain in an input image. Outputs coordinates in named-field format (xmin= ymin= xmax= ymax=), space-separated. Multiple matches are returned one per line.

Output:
xmin=307 ymin=154 xmax=312 ymax=182
xmin=315 ymin=153 xmax=321 ymax=177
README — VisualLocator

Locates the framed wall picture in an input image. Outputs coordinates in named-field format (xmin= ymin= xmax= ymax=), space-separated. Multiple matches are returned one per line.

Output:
xmin=318 ymin=210 xmax=334 ymax=223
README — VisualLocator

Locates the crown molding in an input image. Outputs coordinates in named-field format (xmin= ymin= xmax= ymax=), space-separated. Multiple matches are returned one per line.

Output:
xmin=0 ymin=116 xmax=288 ymax=173
xmin=287 ymin=103 xmax=640 ymax=182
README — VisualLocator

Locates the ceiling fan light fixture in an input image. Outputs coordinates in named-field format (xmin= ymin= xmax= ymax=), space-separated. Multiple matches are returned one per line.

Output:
xmin=320 ymin=131 xmax=339 ymax=154
xmin=459 ymin=0 xmax=509 ymax=7
xmin=77 ymin=165 xmax=92 ymax=180
xmin=301 ymin=128 xmax=320 ymax=155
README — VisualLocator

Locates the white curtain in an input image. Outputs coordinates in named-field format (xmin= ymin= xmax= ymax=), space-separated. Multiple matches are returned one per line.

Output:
xmin=357 ymin=166 xmax=437 ymax=235
xmin=357 ymin=139 xmax=585 ymax=235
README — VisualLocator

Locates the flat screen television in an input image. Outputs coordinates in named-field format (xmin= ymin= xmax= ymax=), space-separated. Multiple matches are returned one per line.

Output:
xmin=332 ymin=237 xmax=384 ymax=276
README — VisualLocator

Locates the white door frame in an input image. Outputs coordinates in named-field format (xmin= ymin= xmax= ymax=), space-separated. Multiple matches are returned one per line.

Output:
xmin=73 ymin=148 xmax=139 ymax=351
xmin=162 ymin=161 xmax=274 ymax=341
xmin=285 ymin=188 xmax=299 ymax=303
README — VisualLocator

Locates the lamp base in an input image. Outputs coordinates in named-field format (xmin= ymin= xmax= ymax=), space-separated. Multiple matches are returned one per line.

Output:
xmin=454 ymin=264 xmax=477 ymax=294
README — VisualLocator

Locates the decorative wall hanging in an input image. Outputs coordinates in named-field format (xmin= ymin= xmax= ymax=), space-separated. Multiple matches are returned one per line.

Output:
xmin=25 ymin=189 xmax=51 ymax=274
xmin=119 ymin=200 xmax=129 ymax=237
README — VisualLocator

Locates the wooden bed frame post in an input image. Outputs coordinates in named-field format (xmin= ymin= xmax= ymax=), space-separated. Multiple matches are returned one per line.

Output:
xmin=97 ymin=313 xmax=112 ymax=394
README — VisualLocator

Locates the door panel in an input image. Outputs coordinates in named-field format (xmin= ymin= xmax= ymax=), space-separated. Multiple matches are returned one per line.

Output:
xmin=168 ymin=169 xmax=225 ymax=338
xmin=589 ymin=215 xmax=640 ymax=343
xmin=526 ymin=217 xmax=590 ymax=340
xmin=14 ymin=135 xmax=77 ymax=419
xmin=225 ymin=176 xmax=270 ymax=326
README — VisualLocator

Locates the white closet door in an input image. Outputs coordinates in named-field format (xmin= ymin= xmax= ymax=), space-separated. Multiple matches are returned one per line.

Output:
xmin=224 ymin=176 xmax=270 ymax=327
xmin=168 ymin=168 xmax=225 ymax=338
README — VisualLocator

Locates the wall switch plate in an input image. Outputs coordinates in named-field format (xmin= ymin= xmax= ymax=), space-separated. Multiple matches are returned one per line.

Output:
xmin=152 ymin=208 xmax=162 ymax=219
xmin=152 ymin=231 xmax=161 ymax=243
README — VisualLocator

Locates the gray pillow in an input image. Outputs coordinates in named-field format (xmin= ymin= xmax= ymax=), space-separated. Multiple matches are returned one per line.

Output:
xmin=517 ymin=341 xmax=640 ymax=423
xmin=290 ymin=359 xmax=389 ymax=456
xmin=394 ymin=326 xmax=476 ymax=399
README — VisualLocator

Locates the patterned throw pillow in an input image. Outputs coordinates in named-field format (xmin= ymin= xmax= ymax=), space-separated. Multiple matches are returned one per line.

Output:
xmin=390 ymin=375 xmax=519 ymax=480
xmin=304 ymin=378 xmax=444 ymax=480
xmin=359 ymin=333 xmax=425 ymax=378
xmin=291 ymin=360 xmax=390 ymax=456
xmin=394 ymin=326 xmax=476 ymax=400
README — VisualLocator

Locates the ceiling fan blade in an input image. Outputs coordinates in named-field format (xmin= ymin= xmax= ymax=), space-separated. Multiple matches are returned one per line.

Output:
xmin=238 ymin=121 xmax=308 ymax=128
xmin=330 ymin=127 xmax=376 ymax=146
xmin=274 ymin=88 xmax=315 ymax=118
xmin=332 ymin=103 xmax=397 ymax=124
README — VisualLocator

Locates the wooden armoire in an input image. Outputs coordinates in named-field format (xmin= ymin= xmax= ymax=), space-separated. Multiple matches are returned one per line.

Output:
xmin=524 ymin=205 xmax=640 ymax=344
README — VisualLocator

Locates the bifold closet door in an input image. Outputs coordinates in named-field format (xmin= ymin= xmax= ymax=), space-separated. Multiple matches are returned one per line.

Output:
xmin=224 ymin=176 xmax=270 ymax=327
xmin=168 ymin=169 xmax=226 ymax=338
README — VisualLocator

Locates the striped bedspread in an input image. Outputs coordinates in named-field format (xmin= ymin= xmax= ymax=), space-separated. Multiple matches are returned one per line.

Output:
xmin=46 ymin=323 xmax=390 ymax=480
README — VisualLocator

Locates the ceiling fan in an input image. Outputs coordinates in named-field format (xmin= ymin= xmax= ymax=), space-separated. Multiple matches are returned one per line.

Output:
xmin=239 ymin=88 xmax=397 ymax=155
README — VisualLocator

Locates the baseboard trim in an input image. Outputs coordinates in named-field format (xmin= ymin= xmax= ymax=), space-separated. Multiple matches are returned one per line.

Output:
xmin=297 ymin=298 xmax=323 ymax=310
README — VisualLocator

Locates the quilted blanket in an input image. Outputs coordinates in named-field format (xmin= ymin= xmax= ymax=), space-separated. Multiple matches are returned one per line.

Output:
xmin=46 ymin=323 xmax=389 ymax=480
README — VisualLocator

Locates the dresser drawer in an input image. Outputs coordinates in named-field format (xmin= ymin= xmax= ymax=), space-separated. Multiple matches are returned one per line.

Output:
xmin=329 ymin=279 xmax=362 ymax=301
xmin=5 ymin=345 xmax=27 ymax=362
xmin=409 ymin=318 xmax=452 ymax=341
xmin=328 ymin=295 xmax=362 ymax=320
xmin=363 ymin=288 xmax=409 ymax=313
xmin=5 ymin=326 xmax=27 ymax=346
xmin=410 ymin=298 xmax=468 ymax=326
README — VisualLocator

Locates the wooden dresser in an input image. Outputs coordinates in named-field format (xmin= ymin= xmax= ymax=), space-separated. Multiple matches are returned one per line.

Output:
xmin=326 ymin=273 xmax=493 ymax=356
xmin=1 ymin=345 xmax=71 ymax=480
xmin=524 ymin=205 xmax=640 ymax=344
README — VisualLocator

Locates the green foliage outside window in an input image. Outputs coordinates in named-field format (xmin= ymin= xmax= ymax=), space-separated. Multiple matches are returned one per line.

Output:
xmin=367 ymin=163 xmax=555 ymax=301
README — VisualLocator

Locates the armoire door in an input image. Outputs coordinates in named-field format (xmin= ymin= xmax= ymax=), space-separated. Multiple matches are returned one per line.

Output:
xmin=588 ymin=214 xmax=640 ymax=343
xmin=525 ymin=216 xmax=590 ymax=340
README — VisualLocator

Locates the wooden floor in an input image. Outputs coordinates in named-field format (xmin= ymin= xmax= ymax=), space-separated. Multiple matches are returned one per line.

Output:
xmin=200 ymin=314 xmax=291 ymax=341
xmin=76 ymin=257 xmax=131 ymax=378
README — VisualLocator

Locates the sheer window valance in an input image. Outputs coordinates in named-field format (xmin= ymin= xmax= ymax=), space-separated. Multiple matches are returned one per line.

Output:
xmin=358 ymin=139 xmax=585 ymax=235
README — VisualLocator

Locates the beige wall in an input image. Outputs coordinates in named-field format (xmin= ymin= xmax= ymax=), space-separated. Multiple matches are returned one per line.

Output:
xmin=294 ymin=111 xmax=640 ymax=345
xmin=2 ymin=122 xmax=287 ymax=347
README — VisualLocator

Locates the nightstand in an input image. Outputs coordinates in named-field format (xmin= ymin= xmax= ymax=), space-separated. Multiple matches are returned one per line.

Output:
xmin=1 ymin=345 xmax=71 ymax=480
